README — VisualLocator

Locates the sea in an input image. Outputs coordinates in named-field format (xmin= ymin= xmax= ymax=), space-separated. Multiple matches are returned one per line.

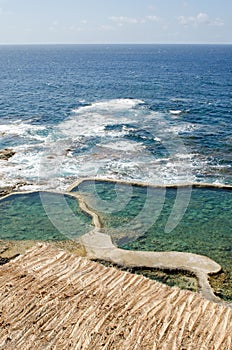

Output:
xmin=0 ymin=44 xmax=232 ymax=191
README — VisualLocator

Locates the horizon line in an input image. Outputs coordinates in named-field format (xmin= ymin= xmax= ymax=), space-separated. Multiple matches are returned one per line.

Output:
xmin=0 ymin=42 xmax=232 ymax=46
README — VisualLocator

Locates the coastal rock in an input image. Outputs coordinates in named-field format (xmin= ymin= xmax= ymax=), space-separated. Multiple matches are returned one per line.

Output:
xmin=0 ymin=244 xmax=8 ymax=254
xmin=0 ymin=148 xmax=15 ymax=161
xmin=0 ymin=187 xmax=14 ymax=198
xmin=0 ymin=257 xmax=11 ymax=265
xmin=0 ymin=244 xmax=231 ymax=349
xmin=0 ymin=181 xmax=29 ymax=198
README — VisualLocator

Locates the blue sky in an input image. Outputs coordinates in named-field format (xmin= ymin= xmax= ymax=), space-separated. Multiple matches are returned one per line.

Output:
xmin=0 ymin=0 xmax=231 ymax=44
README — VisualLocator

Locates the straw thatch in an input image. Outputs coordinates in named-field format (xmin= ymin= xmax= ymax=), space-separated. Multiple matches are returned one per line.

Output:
xmin=0 ymin=244 xmax=231 ymax=350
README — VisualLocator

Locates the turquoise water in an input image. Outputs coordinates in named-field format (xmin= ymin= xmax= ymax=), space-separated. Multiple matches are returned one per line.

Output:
xmin=0 ymin=192 xmax=93 ymax=241
xmin=1 ymin=183 xmax=231 ymax=301
xmin=73 ymin=181 xmax=232 ymax=274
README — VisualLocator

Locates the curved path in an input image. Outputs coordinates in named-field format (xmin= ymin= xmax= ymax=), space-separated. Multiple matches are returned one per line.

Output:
xmin=73 ymin=178 xmax=232 ymax=305
xmin=1 ymin=178 xmax=231 ymax=305
xmin=80 ymin=229 xmax=223 ymax=304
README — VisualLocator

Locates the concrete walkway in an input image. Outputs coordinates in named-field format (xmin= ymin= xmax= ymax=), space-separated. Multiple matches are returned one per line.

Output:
xmin=80 ymin=229 xmax=225 ymax=304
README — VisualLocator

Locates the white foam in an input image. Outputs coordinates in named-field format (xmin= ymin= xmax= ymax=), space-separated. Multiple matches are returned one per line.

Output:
xmin=0 ymin=98 xmax=228 ymax=191
xmin=73 ymin=98 xmax=144 ymax=113
xmin=169 ymin=110 xmax=182 ymax=115
xmin=170 ymin=98 xmax=192 ymax=102
xmin=0 ymin=122 xmax=46 ymax=136
xmin=166 ymin=123 xmax=199 ymax=134
xmin=60 ymin=99 xmax=144 ymax=140
xmin=98 ymin=140 xmax=145 ymax=152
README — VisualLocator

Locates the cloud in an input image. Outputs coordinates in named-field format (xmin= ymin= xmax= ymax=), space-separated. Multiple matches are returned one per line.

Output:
xmin=178 ymin=12 xmax=224 ymax=27
xmin=146 ymin=16 xmax=160 ymax=22
xmin=49 ymin=21 xmax=59 ymax=32
xmin=196 ymin=12 xmax=210 ymax=24
xmin=109 ymin=16 xmax=141 ymax=25
xmin=109 ymin=15 xmax=160 ymax=27
xmin=49 ymin=18 xmax=88 ymax=34
xmin=210 ymin=17 xmax=224 ymax=27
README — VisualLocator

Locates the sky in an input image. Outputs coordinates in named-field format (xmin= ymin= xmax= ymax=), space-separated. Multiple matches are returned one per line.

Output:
xmin=0 ymin=0 xmax=231 ymax=44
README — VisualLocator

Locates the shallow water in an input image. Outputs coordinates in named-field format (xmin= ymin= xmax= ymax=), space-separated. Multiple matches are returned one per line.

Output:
xmin=0 ymin=192 xmax=93 ymax=241
xmin=1 ymin=182 xmax=231 ymax=301
xmin=74 ymin=180 xmax=232 ymax=301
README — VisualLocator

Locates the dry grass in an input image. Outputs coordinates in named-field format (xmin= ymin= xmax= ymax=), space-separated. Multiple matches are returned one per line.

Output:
xmin=0 ymin=244 xmax=231 ymax=349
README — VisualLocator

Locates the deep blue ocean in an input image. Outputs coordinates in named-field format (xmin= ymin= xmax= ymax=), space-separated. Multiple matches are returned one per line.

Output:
xmin=0 ymin=44 xmax=232 ymax=190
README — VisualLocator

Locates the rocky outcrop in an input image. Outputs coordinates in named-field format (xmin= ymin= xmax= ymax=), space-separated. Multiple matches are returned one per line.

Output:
xmin=0 ymin=244 xmax=231 ymax=350
xmin=0 ymin=187 xmax=14 ymax=198
xmin=0 ymin=182 xmax=28 ymax=198
xmin=0 ymin=148 xmax=15 ymax=161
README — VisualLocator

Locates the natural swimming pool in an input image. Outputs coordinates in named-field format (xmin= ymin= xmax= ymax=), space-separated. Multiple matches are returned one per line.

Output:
xmin=1 ymin=181 xmax=231 ymax=301
xmin=72 ymin=180 xmax=232 ymax=301
xmin=0 ymin=191 xmax=93 ymax=241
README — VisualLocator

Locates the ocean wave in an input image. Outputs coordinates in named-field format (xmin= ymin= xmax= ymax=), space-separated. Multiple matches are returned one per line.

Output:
xmin=72 ymin=98 xmax=144 ymax=113
xmin=0 ymin=122 xmax=46 ymax=137
xmin=169 ymin=110 xmax=182 ymax=115
xmin=166 ymin=123 xmax=200 ymax=134
xmin=0 ymin=98 xmax=230 ymax=190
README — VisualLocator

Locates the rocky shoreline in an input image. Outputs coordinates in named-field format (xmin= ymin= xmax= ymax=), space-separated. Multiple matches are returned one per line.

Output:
xmin=0 ymin=184 xmax=27 ymax=198
xmin=0 ymin=148 xmax=24 ymax=198
xmin=0 ymin=148 xmax=15 ymax=161
xmin=0 ymin=148 xmax=15 ymax=197
xmin=0 ymin=186 xmax=15 ymax=198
